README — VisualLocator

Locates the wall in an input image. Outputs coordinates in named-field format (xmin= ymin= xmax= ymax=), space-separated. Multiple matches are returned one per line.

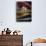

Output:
xmin=32 ymin=0 xmax=46 ymax=39
xmin=0 ymin=0 xmax=46 ymax=46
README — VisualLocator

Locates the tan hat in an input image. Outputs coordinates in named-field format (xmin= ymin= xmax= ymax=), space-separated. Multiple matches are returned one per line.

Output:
xmin=32 ymin=38 xmax=46 ymax=43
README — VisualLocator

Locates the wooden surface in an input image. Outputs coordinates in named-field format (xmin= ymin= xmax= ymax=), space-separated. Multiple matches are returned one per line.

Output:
xmin=0 ymin=35 xmax=23 ymax=46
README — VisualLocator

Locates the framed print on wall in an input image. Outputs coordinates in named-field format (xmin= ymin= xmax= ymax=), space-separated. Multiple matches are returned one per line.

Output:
xmin=16 ymin=1 xmax=32 ymax=22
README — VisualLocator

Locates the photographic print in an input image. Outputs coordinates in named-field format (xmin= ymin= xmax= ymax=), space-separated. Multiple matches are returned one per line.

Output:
xmin=16 ymin=1 xmax=32 ymax=22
